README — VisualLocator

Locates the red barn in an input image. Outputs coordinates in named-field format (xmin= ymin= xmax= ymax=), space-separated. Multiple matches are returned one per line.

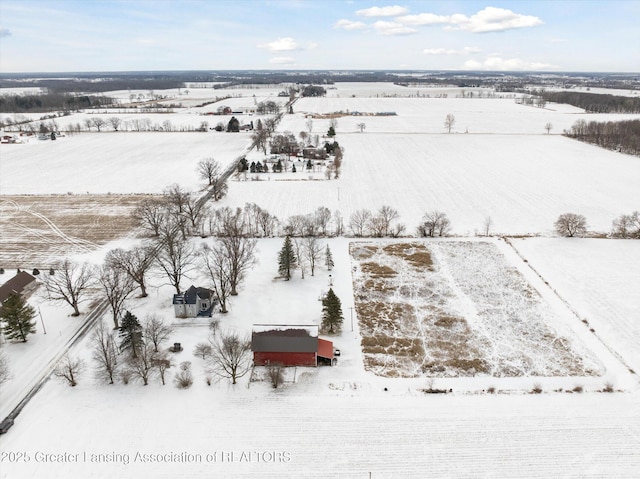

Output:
xmin=251 ymin=325 xmax=334 ymax=367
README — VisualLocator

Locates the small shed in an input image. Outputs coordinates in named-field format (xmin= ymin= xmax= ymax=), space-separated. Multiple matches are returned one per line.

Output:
xmin=0 ymin=271 xmax=37 ymax=307
xmin=173 ymin=285 xmax=215 ymax=318
xmin=251 ymin=325 xmax=334 ymax=367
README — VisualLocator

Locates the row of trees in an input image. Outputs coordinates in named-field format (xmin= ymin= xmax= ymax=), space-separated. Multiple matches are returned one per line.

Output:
xmin=0 ymin=92 xmax=114 ymax=113
xmin=554 ymin=211 xmax=640 ymax=238
xmin=565 ymin=119 xmax=640 ymax=156
xmin=538 ymin=90 xmax=640 ymax=114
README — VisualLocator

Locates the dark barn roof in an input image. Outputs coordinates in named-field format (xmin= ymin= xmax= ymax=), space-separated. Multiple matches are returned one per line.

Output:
xmin=172 ymin=285 xmax=212 ymax=305
xmin=251 ymin=326 xmax=318 ymax=353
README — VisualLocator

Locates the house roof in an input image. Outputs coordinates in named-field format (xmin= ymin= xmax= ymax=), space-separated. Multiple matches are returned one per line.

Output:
xmin=251 ymin=326 xmax=319 ymax=353
xmin=0 ymin=271 xmax=37 ymax=304
xmin=317 ymin=338 xmax=334 ymax=360
xmin=172 ymin=285 xmax=212 ymax=305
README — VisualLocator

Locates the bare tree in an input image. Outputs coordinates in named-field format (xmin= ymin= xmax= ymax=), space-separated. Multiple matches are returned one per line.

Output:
xmin=98 ymin=263 xmax=137 ymax=329
xmin=200 ymin=242 xmax=232 ymax=313
xmin=251 ymin=128 xmax=269 ymax=154
xmin=555 ymin=213 xmax=587 ymax=237
xmin=357 ymin=122 xmax=366 ymax=133
xmin=42 ymin=259 xmax=95 ymax=316
xmin=218 ymin=232 xmax=257 ymax=296
xmin=545 ymin=122 xmax=553 ymax=134
xmin=193 ymin=342 xmax=212 ymax=359
xmin=128 ymin=341 xmax=156 ymax=385
xmin=305 ymin=118 xmax=313 ymax=134
xmin=91 ymin=117 xmax=106 ymax=132
xmin=303 ymin=237 xmax=323 ymax=276
xmin=164 ymin=184 xmax=190 ymax=214
xmin=54 ymin=354 xmax=85 ymax=387
xmin=198 ymin=158 xmax=221 ymax=186
xmin=483 ymin=216 xmax=493 ymax=237
xmin=143 ymin=314 xmax=174 ymax=352
xmin=290 ymin=238 xmax=305 ymax=279
xmin=155 ymin=227 xmax=196 ymax=294
xmin=611 ymin=211 xmax=640 ymax=238
xmin=0 ymin=348 xmax=11 ymax=385
xmin=92 ymin=322 xmax=119 ymax=384
xmin=333 ymin=210 xmax=344 ymax=236
xmin=377 ymin=205 xmax=399 ymax=237
xmin=152 ymin=352 xmax=172 ymax=385
xmin=444 ymin=113 xmax=455 ymax=133
xmin=315 ymin=206 xmax=332 ymax=236
xmin=268 ymin=362 xmax=285 ymax=388
xmin=207 ymin=330 xmax=252 ymax=385
xmin=132 ymin=198 xmax=167 ymax=237
xmin=174 ymin=361 xmax=193 ymax=389
xmin=108 ymin=117 xmax=122 ymax=132
xmin=333 ymin=146 xmax=343 ymax=179
xmin=105 ymin=245 xmax=156 ymax=298
xmin=349 ymin=209 xmax=372 ymax=237
xmin=210 ymin=178 xmax=228 ymax=202
xmin=418 ymin=211 xmax=451 ymax=237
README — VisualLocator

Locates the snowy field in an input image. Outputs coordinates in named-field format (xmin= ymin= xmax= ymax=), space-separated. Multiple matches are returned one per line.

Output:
xmin=223 ymin=134 xmax=640 ymax=235
xmin=0 ymin=238 xmax=639 ymax=478
xmin=1 ymin=82 xmax=640 ymax=478
xmin=511 ymin=238 xmax=640 ymax=375
xmin=351 ymin=241 xmax=602 ymax=378
xmin=0 ymin=132 xmax=253 ymax=194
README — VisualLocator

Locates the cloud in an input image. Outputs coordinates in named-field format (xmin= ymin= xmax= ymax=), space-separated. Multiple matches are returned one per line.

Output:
xmin=269 ymin=57 xmax=296 ymax=65
xmin=396 ymin=13 xmax=451 ymax=26
xmin=447 ymin=7 xmax=543 ymax=33
xmin=464 ymin=56 xmax=556 ymax=71
xmin=0 ymin=28 xmax=12 ymax=38
xmin=424 ymin=46 xmax=481 ymax=55
xmin=257 ymin=37 xmax=299 ymax=52
xmin=356 ymin=5 xmax=408 ymax=17
xmin=397 ymin=7 xmax=542 ymax=33
xmin=372 ymin=21 xmax=416 ymax=36
xmin=334 ymin=19 xmax=367 ymax=31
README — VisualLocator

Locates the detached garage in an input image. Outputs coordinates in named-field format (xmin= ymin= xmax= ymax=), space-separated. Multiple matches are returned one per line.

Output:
xmin=251 ymin=325 xmax=335 ymax=367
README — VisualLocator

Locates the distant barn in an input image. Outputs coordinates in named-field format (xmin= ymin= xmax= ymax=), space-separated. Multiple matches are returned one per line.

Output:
xmin=251 ymin=325 xmax=335 ymax=367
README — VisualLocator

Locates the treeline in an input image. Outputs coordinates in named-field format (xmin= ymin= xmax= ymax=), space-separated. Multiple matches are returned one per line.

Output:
xmin=0 ymin=92 xmax=114 ymax=113
xmin=565 ymin=119 xmax=640 ymax=156
xmin=539 ymin=90 xmax=640 ymax=113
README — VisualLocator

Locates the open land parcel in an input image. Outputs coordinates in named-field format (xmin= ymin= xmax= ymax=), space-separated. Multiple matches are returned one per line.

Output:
xmin=0 ymin=81 xmax=639 ymax=478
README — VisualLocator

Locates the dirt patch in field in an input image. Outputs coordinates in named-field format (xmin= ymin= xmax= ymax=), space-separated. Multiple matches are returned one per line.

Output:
xmin=350 ymin=241 xmax=601 ymax=379
xmin=0 ymin=194 xmax=151 ymax=268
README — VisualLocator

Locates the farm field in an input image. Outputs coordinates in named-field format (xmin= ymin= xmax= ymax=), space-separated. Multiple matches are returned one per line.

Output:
xmin=1 ymin=81 xmax=640 ymax=479
xmin=225 ymin=133 xmax=640 ymax=235
xmin=511 ymin=237 xmax=640 ymax=375
xmin=0 ymin=132 xmax=252 ymax=194
xmin=351 ymin=240 xmax=601 ymax=378
xmin=0 ymin=195 xmax=147 ymax=268
xmin=0 ymin=237 xmax=638 ymax=478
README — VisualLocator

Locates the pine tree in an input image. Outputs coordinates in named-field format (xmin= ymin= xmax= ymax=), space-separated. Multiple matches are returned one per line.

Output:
xmin=278 ymin=236 xmax=297 ymax=280
xmin=325 ymin=245 xmax=334 ymax=271
xmin=321 ymin=288 xmax=343 ymax=334
xmin=1 ymin=292 xmax=37 ymax=342
xmin=119 ymin=311 xmax=143 ymax=358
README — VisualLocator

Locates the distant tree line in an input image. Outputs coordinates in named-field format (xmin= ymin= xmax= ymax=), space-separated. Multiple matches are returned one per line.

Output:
xmin=565 ymin=119 xmax=640 ymax=156
xmin=538 ymin=90 xmax=640 ymax=113
xmin=0 ymin=92 xmax=115 ymax=113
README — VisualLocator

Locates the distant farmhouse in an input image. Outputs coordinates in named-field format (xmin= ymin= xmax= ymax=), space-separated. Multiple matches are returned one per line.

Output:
xmin=172 ymin=285 xmax=216 ymax=318
xmin=251 ymin=325 xmax=335 ymax=367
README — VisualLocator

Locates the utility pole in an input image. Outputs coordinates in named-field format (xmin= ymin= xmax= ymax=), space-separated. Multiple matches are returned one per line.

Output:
xmin=38 ymin=307 xmax=47 ymax=335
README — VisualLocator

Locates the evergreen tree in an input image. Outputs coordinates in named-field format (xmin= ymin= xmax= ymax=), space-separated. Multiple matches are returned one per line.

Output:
xmin=325 ymin=245 xmax=334 ymax=271
xmin=321 ymin=288 xmax=343 ymax=334
xmin=119 ymin=311 xmax=143 ymax=358
xmin=1 ymin=292 xmax=37 ymax=342
xmin=278 ymin=236 xmax=297 ymax=280
xmin=327 ymin=126 xmax=336 ymax=138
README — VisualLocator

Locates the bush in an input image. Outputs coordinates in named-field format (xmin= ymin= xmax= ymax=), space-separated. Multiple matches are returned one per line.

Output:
xmin=174 ymin=361 xmax=193 ymax=389
xmin=32 ymin=268 xmax=40 ymax=276
xmin=531 ymin=383 xmax=543 ymax=394
xmin=572 ymin=385 xmax=583 ymax=393
xmin=602 ymin=382 xmax=614 ymax=393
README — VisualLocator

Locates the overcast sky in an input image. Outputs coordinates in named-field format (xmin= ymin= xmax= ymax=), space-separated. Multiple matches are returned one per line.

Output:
xmin=0 ymin=0 xmax=638 ymax=73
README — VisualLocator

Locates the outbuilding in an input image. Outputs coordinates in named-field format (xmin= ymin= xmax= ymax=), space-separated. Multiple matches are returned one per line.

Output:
xmin=251 ymin=325 xmax=335 ymax=367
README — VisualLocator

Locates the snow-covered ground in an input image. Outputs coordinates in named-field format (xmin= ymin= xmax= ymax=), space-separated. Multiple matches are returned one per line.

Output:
xmin=511 ymin=238 xmax=640 ymax=375
xmin=1 ymin=82 xmax=639 ymax=478
xmin=0 ymin=132 xmax=253 ymax=194
xmin=0 ymin=238 xmax=639 ymax=478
